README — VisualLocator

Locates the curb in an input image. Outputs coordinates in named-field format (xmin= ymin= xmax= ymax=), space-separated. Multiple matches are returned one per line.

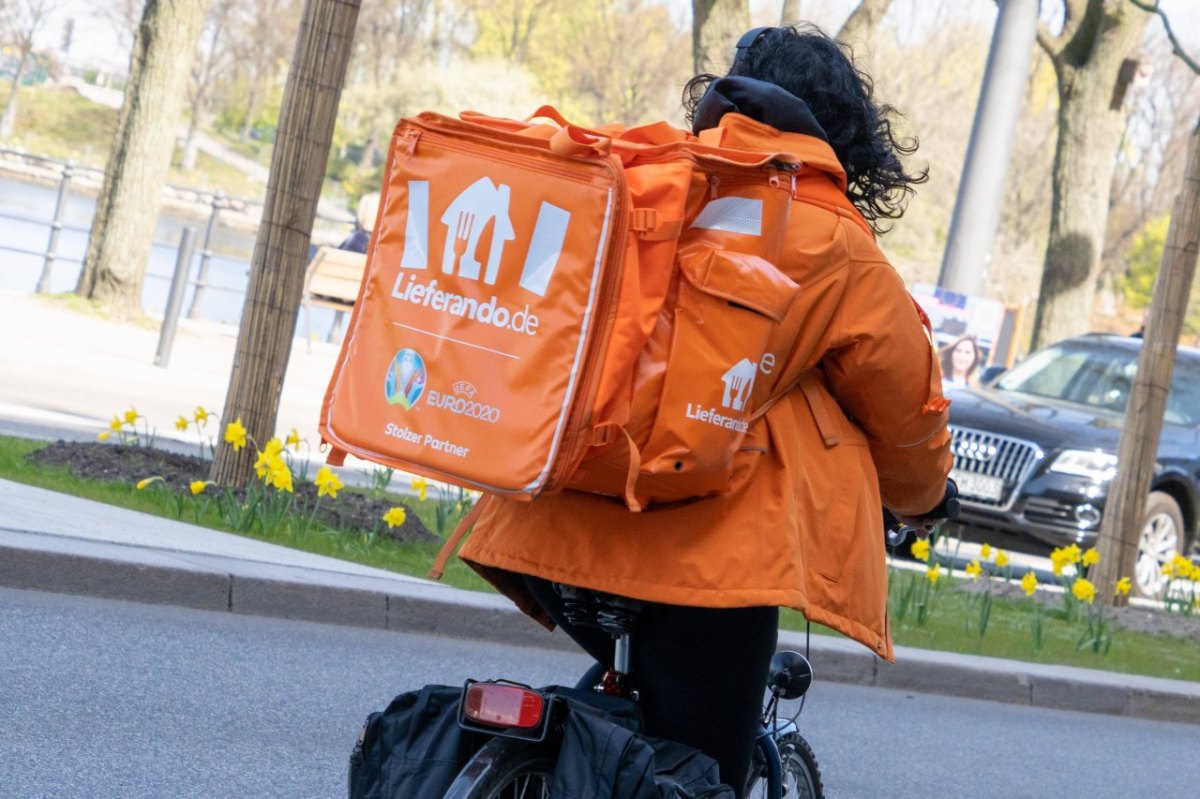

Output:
xmin=3 ymin=539 xmax=1199 ymax=727
xmin=776 ymin=629 xmax=1200 ymax=726
xmin=0 ymin=540 xmax=575 ymax=654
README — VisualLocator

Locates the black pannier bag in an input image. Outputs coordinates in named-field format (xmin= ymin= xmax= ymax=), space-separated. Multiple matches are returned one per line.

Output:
xmin=348 ymin=684 xmax=735 ymax=798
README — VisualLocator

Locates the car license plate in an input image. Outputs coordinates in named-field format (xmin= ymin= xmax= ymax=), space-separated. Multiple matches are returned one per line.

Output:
xmin=951 ymin=469 xmax=1004 ymax=502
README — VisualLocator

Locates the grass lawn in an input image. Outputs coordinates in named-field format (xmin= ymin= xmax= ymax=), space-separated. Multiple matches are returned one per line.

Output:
xmin=6 ymin=84 xmax=117 ymax=168
xmin=2 ymin=434 xmax=1197 ymax=682
xmin=3 ymin=83 xmax=266 ymax=200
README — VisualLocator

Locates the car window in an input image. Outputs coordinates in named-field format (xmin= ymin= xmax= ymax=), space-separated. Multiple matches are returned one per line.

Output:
xmin=1167 ymin=361 xmax=1200 ymax=426
xmin=994 ymin=346 xmax=1084 ymax=397
xmin=996 ymin=341 xmax=1200 ymax=426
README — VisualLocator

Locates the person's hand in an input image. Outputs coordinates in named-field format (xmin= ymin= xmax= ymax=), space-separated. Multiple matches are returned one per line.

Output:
xmin=889 ymin=513 xmax=934 ymax=538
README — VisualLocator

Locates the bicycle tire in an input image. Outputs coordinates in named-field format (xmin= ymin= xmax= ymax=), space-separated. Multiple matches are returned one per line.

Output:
xmin=745 ymin=731 xmax=824 ymax=799
xmin=442 ymin=737 xmax=555 ymax=799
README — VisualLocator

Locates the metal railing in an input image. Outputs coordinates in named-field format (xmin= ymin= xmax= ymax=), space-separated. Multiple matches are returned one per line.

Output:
xmin=0 ymin=151 xmax=253 ymax=312
xmin=3 ymin=149 xmax=353 ymax=312
xmin=1 ymin=150 xmax=353 ymax=364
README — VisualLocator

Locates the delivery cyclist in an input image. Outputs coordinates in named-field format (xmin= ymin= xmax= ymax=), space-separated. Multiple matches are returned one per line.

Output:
xmin=455 ymin=24 xmax=955 ymax=794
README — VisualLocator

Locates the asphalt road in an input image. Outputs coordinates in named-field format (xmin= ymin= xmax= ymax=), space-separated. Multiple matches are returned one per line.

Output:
xmin=1 ymin=588 xmax=1196 ymax=799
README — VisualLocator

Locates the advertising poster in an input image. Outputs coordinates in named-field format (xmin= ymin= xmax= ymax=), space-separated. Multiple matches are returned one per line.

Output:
xmin=911 ymin=283 xmax=1008 ymax=388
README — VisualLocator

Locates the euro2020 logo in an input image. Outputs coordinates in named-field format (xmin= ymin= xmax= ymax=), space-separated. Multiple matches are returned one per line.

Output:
xmin=385 ymin=348 xmax=427 ymax=409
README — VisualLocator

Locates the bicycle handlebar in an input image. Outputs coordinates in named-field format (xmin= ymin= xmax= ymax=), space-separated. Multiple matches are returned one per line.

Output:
xmin=883 ymin=478 xmax=960 ymax=547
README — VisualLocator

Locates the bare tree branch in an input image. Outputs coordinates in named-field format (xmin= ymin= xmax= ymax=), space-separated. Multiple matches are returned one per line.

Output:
xmin=1128 ymin=0 xmax=1200 ymax=75
xmin=1036 ymin=20 xmax=1064 ymax=58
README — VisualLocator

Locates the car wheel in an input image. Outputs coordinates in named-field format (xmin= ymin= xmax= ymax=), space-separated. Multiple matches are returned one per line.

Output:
xmin=1135 ymin=492 xmax=1186 ymax=598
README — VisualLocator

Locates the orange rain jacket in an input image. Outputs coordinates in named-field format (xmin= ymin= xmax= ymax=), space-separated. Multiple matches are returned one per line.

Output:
xmin=459 ymin=113 xmax=953 ymax=661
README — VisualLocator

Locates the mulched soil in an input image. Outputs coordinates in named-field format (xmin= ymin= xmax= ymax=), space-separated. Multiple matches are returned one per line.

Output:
xmin=27 ymin=440 xmax=436 ymax=545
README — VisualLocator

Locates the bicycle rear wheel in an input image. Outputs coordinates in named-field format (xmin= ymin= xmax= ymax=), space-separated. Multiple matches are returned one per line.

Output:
xmin=443 ymin=737 xmax=555 ymax=799
xmin=745 ymin=731 xmax=824 ymax=799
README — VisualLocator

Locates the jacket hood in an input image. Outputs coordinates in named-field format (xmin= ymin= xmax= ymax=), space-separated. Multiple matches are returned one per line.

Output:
xmin=693 ymin=77 xmax=850 ymax=198
xmin=693 ymin=76 xmax=828 ymax=142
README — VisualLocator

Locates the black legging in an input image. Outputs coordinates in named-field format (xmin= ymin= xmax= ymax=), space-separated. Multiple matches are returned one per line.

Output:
xmin=523 ymin=576 xmax=779 ymax=796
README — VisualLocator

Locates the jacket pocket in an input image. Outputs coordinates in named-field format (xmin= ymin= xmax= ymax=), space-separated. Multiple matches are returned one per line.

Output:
xmin=636 ymin=246 xmax=799 ymax=501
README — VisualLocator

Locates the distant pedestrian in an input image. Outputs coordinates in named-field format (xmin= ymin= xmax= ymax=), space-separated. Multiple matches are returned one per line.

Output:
xmin=940 ymin=334 xmax=983 ymax=388
xmin=338 ymin=192 xmax=381 ymax=254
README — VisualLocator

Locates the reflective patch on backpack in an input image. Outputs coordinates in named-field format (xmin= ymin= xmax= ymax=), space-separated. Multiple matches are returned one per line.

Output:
xmin=690 ymin=197 xmax=762 ymax=235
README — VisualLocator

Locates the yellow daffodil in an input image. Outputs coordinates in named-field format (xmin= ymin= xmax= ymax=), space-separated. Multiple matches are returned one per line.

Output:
xmin=97 ymin=431 xmax=110 ymax=442
xmin=1082 ymin=547 xmax=1099 ymax=567
xmin=225 ymin=418 xmax=247 ymax=450
xmin=263 ymin=437 xmax=284 ymax=458
xmin=254 ymin=449 xmax=274 ymax=479
xmin=965 ymin=560 xmax=982 ymax=581
xmin=286 ymin=428 xmax=302 ymax=450
xmin=189 ymin=480 xmax=210 ymax=496
xmin=383 ymin=507 xmax=407 ymax=528
xmin=1170 ymin=553 xmax=1193 ymax=579
xmin=1115 ymin=577 xmax=1131 ymax=597
xmin=980 ymin=543 xmax=993 ymax=561
xmin=911 ymin=538 xmax=930 ymax=563
xmin=123 ymin=407 xmax=139 ymax=426
xmin=926 ymin=565 xmax=941 ymax=585
xmin=175 ymin=415 xmax=189 ymax=432
xmin=996 ymin=550 xmax=1009 ymax=569
xmin=1162 ymin=561 xmax=1175 ymax=579
xmin=1050 ymin=546 xmax=1079 ymax=576
xmin=412 ymin=476 xmax=428 ymax=502
xmin=1021 ymin=570 xmax=1038 ymax=597
xmin=1072 ymin=577 xmax=1096 ymax=604
xmin=136 ymin=476 xmax=164 ymax=490
xmin=269 ymin=460 xmax=293 ymax=493
xmin=194 ymin=405 xmax=211 ymax=424
xmin=109 ymin=416 xmax=123 ymax=432
xmin=314 ymin=466 xmax=343 ymax=498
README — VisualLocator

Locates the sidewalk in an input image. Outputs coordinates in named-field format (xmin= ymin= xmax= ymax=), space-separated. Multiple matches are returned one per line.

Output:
xmin=3 ymin=289 xmax=1199 ymax=726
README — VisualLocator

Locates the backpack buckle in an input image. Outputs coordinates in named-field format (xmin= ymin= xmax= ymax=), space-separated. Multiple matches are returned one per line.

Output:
xmin=631 ymin=208 xmax=683 ymax=241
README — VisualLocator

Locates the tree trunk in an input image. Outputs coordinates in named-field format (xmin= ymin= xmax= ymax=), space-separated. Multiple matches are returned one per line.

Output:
xmin=181 ymin=113 xmax=201 ymax=170
xmin=1094 ymin=120 xmax=1200 ymax=604
xmin=358 ymin=123 xmax=379 ymax=169
xmin=837 ymin=0 xmax=894 ymax=45
xmin=0 ymin=57 xmax=26 ymax=139
xmin=780 ymin=0 xmax=801 ymax=25
xmin=75 ymin=0 xmax=212 ymax=318
xmin=240 ymin=79 xmax=260 ymax=140
xmin=1030 ymin=3 xmax=1150 ymax=349
xmin=692 ymin=0 xmax=749 ymax=75
xmin=209 ymin=0 xmax=361 ymax=488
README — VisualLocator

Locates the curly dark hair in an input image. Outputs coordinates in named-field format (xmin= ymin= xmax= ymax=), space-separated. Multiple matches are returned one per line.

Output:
xmin=683 ymin=24 xmax=927 ymax=235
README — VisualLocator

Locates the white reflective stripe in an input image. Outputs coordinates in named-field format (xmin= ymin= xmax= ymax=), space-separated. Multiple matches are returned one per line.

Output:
xmin=526 ymin=187 xmax=614 ymax=493
xmin=519 ymin=201 xmax=570 ymax=297
xmin=400 ymin=180 xmax=429 ymax=269
xmin=689 ymin=196 xmax=762 ymax=236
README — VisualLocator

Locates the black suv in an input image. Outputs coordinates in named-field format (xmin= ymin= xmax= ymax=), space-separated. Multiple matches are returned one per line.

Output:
xmin=943 ymin=334 xmax=1200 ymax=597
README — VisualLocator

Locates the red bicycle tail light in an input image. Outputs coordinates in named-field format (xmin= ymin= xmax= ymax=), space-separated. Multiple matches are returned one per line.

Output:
xmin=463 ymin=683 xmax=545 ymax=729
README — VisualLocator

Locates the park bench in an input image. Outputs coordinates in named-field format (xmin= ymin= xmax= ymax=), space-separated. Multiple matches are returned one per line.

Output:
xmin=301 ymin=245 xmax=367 ymax=344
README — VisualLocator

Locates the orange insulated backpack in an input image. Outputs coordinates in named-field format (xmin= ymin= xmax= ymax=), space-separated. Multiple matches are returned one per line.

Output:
xmin=319 ymin=108 xmax=801 ymax=510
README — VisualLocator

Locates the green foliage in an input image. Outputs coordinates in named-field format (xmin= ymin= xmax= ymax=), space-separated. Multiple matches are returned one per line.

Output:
xmin=1121 ymin=214 xmax=1169 ymax=309
xmin=1121 ymin=214 xmax=1200 ymax=335
xmin=518 ymin=0 xmax=690 ymax=126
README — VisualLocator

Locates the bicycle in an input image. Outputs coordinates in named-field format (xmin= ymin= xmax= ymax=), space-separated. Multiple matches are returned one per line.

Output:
xmin=350 ymin=480 xmax=959 ymax=798
xmin=439 ymin=585 xmax=824 ymax=799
